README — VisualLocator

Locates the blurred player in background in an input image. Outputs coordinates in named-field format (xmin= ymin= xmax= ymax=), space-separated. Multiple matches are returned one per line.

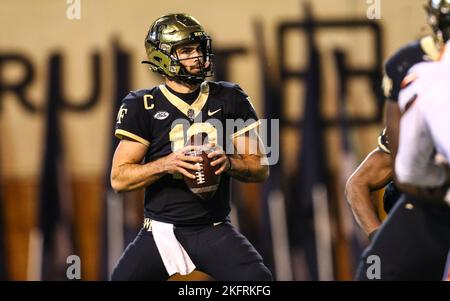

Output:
xmin=109 ymin=13 xmax=271 ymax=281
xmin=346 ymin=0 xmax=449 ymax=241
xmin=354 ymin=1 xmax=450 ymax=280
xmin=392 ymin=40 xmax=450 ymax=280
xmin=384 ymin=0 xmax=450 ymax=160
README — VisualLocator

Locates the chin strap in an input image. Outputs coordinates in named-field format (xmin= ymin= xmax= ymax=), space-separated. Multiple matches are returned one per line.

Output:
xmin=141 ymin=59 xmax=212 ymax=84
xmin=171 ymin=76 xmax=205 ymax=86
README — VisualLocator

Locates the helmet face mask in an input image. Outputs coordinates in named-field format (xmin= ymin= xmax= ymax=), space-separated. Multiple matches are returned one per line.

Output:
xmin=426 ymin=0 xmax=450 ymax=43
xmin=143 ymin=14 xmax=214 ymax=84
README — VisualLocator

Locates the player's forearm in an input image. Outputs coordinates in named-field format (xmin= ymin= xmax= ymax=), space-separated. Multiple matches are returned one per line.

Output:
xmin=228 ymin=155 xmax=269 ymax=182
xmin=111 ymin=158 xmax=166 ymax=192
xmin=345 ymin=180 xmax=382 ymax=236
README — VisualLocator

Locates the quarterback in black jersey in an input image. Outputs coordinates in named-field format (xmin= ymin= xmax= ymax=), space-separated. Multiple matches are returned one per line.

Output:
xmin=110 ymin=13 xmax=272 ymax=280
xmin=354 ymin=0 xmax=450 ymax=281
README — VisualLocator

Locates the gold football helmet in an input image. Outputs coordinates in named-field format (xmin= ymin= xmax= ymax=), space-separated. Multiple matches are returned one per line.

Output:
xmin=143 ymin=13 xmax=214 ymax=83
xmin=426 ymin=0 xmax=450 ymax=44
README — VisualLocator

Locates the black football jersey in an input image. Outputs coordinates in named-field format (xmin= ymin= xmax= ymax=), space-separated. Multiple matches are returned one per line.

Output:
xmin=383 ymin=36 xmax=440 ymax=102
xmin=383 ymin=181 xmax=401 ymax=214
xmin=114 ymin=81 xmax=259 ymax=225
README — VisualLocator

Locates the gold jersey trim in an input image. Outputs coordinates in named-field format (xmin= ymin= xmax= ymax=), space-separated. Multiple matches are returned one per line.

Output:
xmin=159 ymin=81 xmax=209 ymax=119
xmin=231 ymin=120 xmax=261 ymax=139
xmin=377 ymin=128 xmax=390 ymax=154
xmin=115 ymin=129 xmax=150 ymax=147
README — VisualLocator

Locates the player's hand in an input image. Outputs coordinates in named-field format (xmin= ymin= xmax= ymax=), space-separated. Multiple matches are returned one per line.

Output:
xmin=161 ymin=146 xmax=203 ymax=179
xmin=207 ymin=143 xmax=231 ymax=175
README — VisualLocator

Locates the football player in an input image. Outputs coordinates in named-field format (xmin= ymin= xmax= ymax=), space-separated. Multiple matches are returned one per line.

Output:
xmin=347 ymin=0 xmax=448 ymax=240
xmin=110 ymin=13 xmax=272 ymax=281
xmin=385 ymin=0 xmax=450 ymax=160
xmin=354 ymin=1 xmax=450 ymax=280
xmin=392 ymin=40 xmax=450 ymax=280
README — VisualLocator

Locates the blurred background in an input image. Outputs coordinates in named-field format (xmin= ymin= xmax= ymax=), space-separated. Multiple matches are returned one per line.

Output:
xmin=0 ymin=0 xmax=432 ymax=280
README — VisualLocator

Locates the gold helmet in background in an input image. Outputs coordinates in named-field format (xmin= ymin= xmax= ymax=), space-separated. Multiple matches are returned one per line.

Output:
xmin=426 ymin=0 xmax=450 ymax=44
xmin=143 ymin=13 xmax=214 ymax=83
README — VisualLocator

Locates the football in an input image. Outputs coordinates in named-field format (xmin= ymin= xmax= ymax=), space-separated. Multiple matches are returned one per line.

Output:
xmin=183 ymin=133 xmax=220 ymax=200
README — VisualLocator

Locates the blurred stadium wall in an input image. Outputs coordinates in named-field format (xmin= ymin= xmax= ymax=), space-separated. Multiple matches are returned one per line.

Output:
xmin=0 ymin=0 xmax=431 ymax=280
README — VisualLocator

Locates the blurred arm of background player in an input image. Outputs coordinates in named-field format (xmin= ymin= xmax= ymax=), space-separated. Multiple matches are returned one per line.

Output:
xmin=345 ymin=148 xmax=392 ymax=238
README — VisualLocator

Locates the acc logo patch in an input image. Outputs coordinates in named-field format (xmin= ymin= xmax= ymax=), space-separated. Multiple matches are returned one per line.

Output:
xmin=154 ymin=111 xmax=170 ymax=120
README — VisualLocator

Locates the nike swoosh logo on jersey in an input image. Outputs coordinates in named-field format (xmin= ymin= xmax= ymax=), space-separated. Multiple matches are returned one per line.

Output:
xmin=208 ymin=108 xmax=221 ymax=116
